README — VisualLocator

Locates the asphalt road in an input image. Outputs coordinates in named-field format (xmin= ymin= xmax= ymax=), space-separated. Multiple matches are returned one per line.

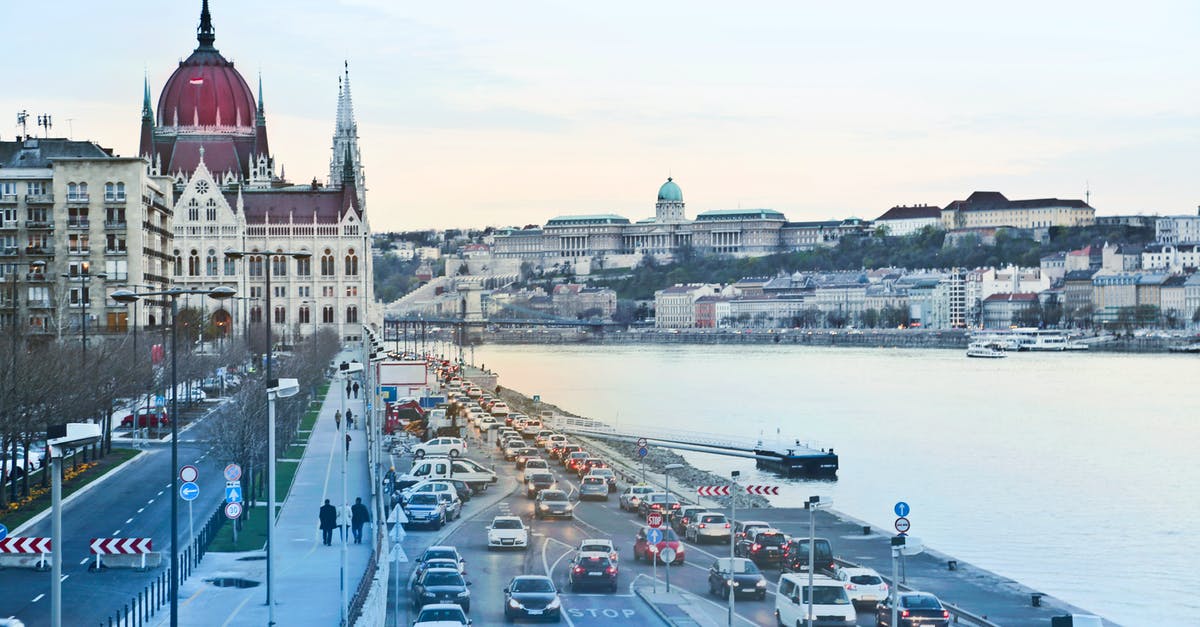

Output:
xmin=0 ymin=400 xmax=228 ymax=626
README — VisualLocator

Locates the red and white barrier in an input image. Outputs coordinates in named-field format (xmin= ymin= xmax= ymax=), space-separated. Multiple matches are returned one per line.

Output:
xmin=90 ymin=538 xmax=153 ymax=570
xmin=696 ymin=485 xmax=780 ymax=496
xmin=0 ymin=537 xmax=52 ymax=569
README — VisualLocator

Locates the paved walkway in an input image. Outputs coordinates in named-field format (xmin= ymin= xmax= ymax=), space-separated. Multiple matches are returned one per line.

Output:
xmin=170 ymin=351 xmax=374 ymax=626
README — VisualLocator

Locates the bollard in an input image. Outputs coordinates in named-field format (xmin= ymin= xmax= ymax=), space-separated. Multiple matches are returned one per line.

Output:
xmin=123 ymin=603 xmax=128 ymax=627
xmin=948 ymin=559 xmax=958 ymax=571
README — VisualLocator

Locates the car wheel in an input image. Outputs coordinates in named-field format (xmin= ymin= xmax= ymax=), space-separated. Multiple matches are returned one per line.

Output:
xmin=414 ymin=450 xmax=425 ymax=459
xmin=449 ymin=449 xmax=459 ymax=457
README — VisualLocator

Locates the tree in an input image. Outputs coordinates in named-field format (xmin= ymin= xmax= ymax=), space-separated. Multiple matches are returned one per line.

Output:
xmin=861 ymin=308 xmax=880 ymax=329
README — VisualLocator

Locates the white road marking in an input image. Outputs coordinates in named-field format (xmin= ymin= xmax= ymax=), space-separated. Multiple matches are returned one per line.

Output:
xmin=148 ymin=499 xmax=155 ymax=504
xmin=156 ymin=490 xmax=164 ymax=496
xmin=79 ymin=558 xmax=89 ymax=565
xmin=125 ymin=518 xmax=134 ymax=524
xmin=60 ymin=575 xmax=69 ymax=582
xmin=113 ymin=530 xmax=122 ymax=536
xmin=137 ymin=508 xmax=145 ymax=513
xmin=31 ymin=594 xmax=44 ymax=603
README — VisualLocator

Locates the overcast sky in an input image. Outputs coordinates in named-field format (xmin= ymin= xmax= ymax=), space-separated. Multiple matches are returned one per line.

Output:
xmin=3 ymin=1 xmax=1197 ymax=230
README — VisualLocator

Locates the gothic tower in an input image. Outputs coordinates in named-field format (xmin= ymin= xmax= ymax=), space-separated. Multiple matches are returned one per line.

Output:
xmin=329 ymin=61 xmax=366 ymax=210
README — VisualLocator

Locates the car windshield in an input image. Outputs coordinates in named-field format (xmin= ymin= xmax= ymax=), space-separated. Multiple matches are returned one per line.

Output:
xmin=526 ymin=460 xmax=547 ymax=468
xmin=903 ymin=595 xmax=943 ymax=609
xmin=410 ymin=494 xmax=438 ymax=505
xmin=541 ymin=491 xmax=568 ymax=502
xmin=416 ymin=608 xmax=466 ymax=623
xmin=850 ymin=574 xmax=883 ymax=585
xmin=423 ymin=571 xmax=465 ymax=587
xmin=716 ymin=559 xmax=759 ymax=574
xmin=512 ymin=578 xmax=555 ymax=593
xmin=492 ymin=519 xmax=523 ymax=530
xmin=530 ymin=473 xmax=553 ymax=483
xmin=580 ymin=543 xmax=610 ymax=553
xmin=424 ymin=559 xmax=458 ymax=570
xmin=757 ymin=534 xmax=785 ymax=547
xmin=802 ymin=586 xmax=850 ymax=604
xmin=424 ymin=549 xmax=457 ymax=561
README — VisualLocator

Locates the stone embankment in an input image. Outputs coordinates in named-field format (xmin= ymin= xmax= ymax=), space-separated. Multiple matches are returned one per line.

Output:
xmin=498 ymin=387 xmax=770 ymax=509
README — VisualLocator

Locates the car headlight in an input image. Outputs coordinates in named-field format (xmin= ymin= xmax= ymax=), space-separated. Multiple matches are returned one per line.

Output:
xmin=546 ymin=597 xmax=561 ymax=610
xmin=508 ymin=598 xmax=523 ymax=609
xmin=539 ymin=504 xmax=549 ymax=510
xmin=456 ymin=590 xmax=470 ymax=597
xmin=756 ymin=580 xmax=767 ymax=587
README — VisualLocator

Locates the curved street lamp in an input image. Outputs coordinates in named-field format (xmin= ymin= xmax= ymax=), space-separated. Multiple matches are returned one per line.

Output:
xmin=110 ymin=285 xmax=235 ymax=627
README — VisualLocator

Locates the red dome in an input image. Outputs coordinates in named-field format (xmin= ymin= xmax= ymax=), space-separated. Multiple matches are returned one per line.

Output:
xmin=157 ymin=48 xmax=256 ymax=129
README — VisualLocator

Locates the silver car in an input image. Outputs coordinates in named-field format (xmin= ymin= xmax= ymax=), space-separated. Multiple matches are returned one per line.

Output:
xmin=578 ymin=476 xmax=609 ymax=501
xmin=619 ymin=485 xmax=656 ymax=511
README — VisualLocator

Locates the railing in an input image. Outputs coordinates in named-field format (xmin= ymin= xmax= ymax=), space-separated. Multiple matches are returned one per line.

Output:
xmin=25 ymin=194 xmax=53 ymax=204
xmin=832 ymin=555 xmax=1002 ymax=627
xmin=24 ymin=246 xmax=52 ymax=255
xmin=105 ymin=220 xmax=127 ymax=229
xmin=104 ymin=195 xmax=127 ymax=204
xmin=105 ymin=248 xmax=128 ymax=256
xmin=141 ymin=221 xmax=172 ymax=239
xmin=66 ymin=194 xmax=90 ymax=203
xmin=68 ymin=220 xmax=90 ymax=229
xmin=25 ymin=220 xmax=53 ymax=229
xmin=0 ymin=221 xmax=18 ymax=229
xmin=0 ymin=194 xmax=18 ymax=203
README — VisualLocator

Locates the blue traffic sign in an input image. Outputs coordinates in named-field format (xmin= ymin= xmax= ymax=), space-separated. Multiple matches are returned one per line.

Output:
xmin=0 ymin=523 xmax=8 ymax=542
xmin=179 ymin=482 xmax=200 ymax=502
xmin=894 ymin=501 xmax=910 ymax=517
xmin=225 ymin=483 xmax=243 ymax=504
xmin=645 ymin=528 xmax=664 ymax=544
xmin=638 ymin=447 xmax=648 ymax=458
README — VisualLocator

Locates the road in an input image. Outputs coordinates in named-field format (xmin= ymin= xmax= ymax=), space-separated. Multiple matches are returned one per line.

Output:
xmin=0 ymin=400 xmax=228 ymax=626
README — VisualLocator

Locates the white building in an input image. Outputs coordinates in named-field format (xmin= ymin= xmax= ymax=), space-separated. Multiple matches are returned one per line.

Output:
xmin=873 ymin=204 xmax=943 ymax=237
xmin=1155 ymin=213 xmax=1200 ymax=244
xmin=654 ymin=284 xmax=717 ymax=328
xmin=1141 ymin=243 xmax=1200 ymax=273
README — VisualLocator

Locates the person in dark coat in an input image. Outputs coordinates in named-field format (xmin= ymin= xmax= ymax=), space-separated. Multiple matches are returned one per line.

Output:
xmin=352 ymin=381 xmax=360 ymax=399
xmin=351 ymin=497 xmax=371 ymax=544
xmin=346 ymin=380 xmax=352 ymax=397
xmin=318 ymin=499 xmax=337 ymax=546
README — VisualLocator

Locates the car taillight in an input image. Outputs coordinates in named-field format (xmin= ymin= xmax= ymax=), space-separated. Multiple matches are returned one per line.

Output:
xmin=751 ymin=543 xmax=761 ymax=552
xmin=698 ymin=523 xmax=707 ymax=529
xmin=724 ymin=523 xmax=731 ymax=529
xmin=901 ymin=610 xmax=910 ymax=618
xmin=845 ymin=583 xmax=856 ymax=590
xmin=681 ymin=518 xmax=689 ymax=525
xmin=942 ymin=610 xmax=950 ymax=619
xmin=573 ymin=566 xmax=584 ymax=574
xmin=605 ymin=566 xmax=616 ymax=575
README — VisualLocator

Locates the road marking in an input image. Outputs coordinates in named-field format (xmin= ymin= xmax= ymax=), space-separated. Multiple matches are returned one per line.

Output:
xmin=125 ymin=518 xmax=134 ymax=524
xmin=113 ymin=530 xmax=122 ymax=536
xmin=31 ymin=594 xmax=44 ymax=603
xmin=147 ymin=499 xmax=154 ymax=504
xmin=157 ymin=490 xmax=164 ymax=496
xmin=79 ymin=558 xmax=89 ymax=565
xmin=164 ymin=483 xmax=171 ymax=489
xmin=60 ymin=575 xmax=69 ymax=582
xmin=137 ymin=508 xmax=145 ymax=513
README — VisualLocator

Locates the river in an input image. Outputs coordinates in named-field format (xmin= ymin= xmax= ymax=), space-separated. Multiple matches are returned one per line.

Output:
xmin=472 ymin=343 xmax=1199 ymax=626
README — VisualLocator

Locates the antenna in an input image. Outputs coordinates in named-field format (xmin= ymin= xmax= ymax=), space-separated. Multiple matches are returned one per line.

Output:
xmin=65 ymin=118 xmax=75 ymax=140
xmin=37 ymin=114 xmax=52 ymax=137
xmin=17 ymin=110 xmax=28 ymax=138
xmin=1085 ymin=180 xmax=1091 ymax=206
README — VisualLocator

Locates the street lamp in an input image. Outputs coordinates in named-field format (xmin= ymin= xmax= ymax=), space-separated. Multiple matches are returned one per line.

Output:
xmin=727 ymin=469 xmax=740 ymax=626
xmin=60 ymin=269 xmax=107 ymax=359
xmin=804 ymin=495 xmax=831 ymax=627
xmin=336 ymin=361 xmax=364 ymax=625
xmin=266 ymin=377 xmax=299 ymax=626
xmin=47 ymin=422 xmax=101 ymax=627
xmin=111 ymin=286 xmax=235 ymax=627
xmin=663 ymin=463 xmax=683 ymax=593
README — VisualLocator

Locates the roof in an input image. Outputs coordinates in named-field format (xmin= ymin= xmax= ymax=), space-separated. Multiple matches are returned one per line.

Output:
xmin=657 ymin=177 xmax=683 ymax=202
xmin=0 ymin=139 xmax=114 ymax=168
xmin=784 ymin=220 xmax=842 ymax=228
xmin=875 ymin=205 xmax=941 ymax=221
xmin=695 ymin=209 xmax=785 ymax=221
xmin=946 ymin=190 xmax=1092 ymax=212
xmin=227 ymin=187 xmax=349 ymax=224
xmin=1063 ymin=269 xmax=1097 ymax=281
xmin=546 ymin=214 xmax=630 ymax=226
xmin=983 ymin=292 xmax=1039 ymax=303
xmin=1162 ymin=275 xmax=1189 ymax=287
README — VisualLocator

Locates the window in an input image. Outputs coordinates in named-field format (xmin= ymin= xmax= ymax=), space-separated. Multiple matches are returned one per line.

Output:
xmin=206 ymin=249 xmax=218 ymax=276
xmin=271 ymin=252 xmax=287 ymax=277
xmin=68 ymin=207 xmax=88 ymax=227
xmin=106 ymin=234 xmax=126 ymax=252
xmin=105 ymin=259 xmax=128 ymax=281
xmin=274 ymin=286 xmax=286 ymax=298
xmin=27 ymin=286 xmax=49 ymax=306
xmin=206 ymin=198 xmax=217 ymax=221
xmin=322 ymin=285 xmax=334 ymax=297
xmin=224 ymin=256 xmax=236 ymax=276
xmin=104 ymin=182 xmax=125 ymax=201
xmin=187 ymin=198 xmax=199 ymax=221
xmin=320 ymin=249 xmax=334 ymax=276
xmin=173 ymin=250 xmax=182 ymax=276
xmin=67 ymin=182 xmax=89 ymax=201
xmin=346 ymin=285 xmax=358 ymax=297
xmin=69 ymin=287 xmax=91 ymax=307
xmin=297 ymin=286 xmax=310 ymax=298
xmin=322 ymin=306 xmax=334 ymax=323
xmin=273 ymin=307 xmax=286 ymax=324
xmin=298 ymin=306 xmax=311 ymax=324
xmin=27 ymin=181 xmax=45 ymax=196
xmin=346 ymin=305 xmax=358 ymax=324
xmin=105 ymin=206 xmax=126 ymax=225
xmin=195 ymin=179 xmax=209 ymax=195
xmin=0 ymin=182 xmax=16 ymax=197
xmin=250 ymin=306 xmax=262 ymax=323
xmin=296 ymin=256 xmax=311 ymax=276
xmin=68 ymin=234 xmax=89 ymax=253
xmin=249 ymin=255 xmax=264 ymax=277
xmin=249 ymin=286 xmax=263 ymax=299
xmin=344 ymin=249 xmax=358 ymax=276
xmin=188 ymin=249 xmax=200 ymax=276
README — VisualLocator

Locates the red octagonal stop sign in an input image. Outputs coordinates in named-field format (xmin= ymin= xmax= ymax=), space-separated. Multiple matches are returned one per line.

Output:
xmin=647 ymin=512 xmax=663 ymax=528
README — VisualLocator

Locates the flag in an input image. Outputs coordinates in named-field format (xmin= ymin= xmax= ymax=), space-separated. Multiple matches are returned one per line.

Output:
xmin=189 ymin=77 xmax=204 ymax=86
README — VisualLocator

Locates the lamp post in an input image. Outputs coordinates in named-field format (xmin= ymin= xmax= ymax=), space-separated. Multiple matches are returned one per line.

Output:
xmin=111 ymin=286 xmax=236 ymax=627
xmin=663 ymin=463 xmax=683 ymax=593
xmin=60 ymin=269 xmax=107 ymax=359
xmin=804 ymin=495 xmax=830 ymax=627
xmin=266 ymin=377 xmax=300 ymax=627
xmin=336 ymin=361 xmax=364 ymax=625
xmin=728 ymin=469 xmax=740 ymax=626
xmin=47 ymin=422 xmax=101 ymax=627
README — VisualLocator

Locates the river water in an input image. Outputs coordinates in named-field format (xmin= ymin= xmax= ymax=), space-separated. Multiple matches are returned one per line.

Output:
xmin=473 ymin=343 xmax=1199 ymax=626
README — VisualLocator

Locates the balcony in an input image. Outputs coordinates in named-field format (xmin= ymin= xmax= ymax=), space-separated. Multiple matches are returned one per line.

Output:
xmin=105 ymin=247 xmax=128 ymax=256
xmin=25 ymin=273 xmax=50 ymax=282
xmin=0 ymin=194 xmax=17 ymax=204
xmin=103 ymin=195 xmax=127 ymax=205
xmin=67 ymin=219 xmax=90 ymax=230
xmin=67 ymin=248 xmax=90 ymax=256
xmin=0 ymin=221 xmax=17 ymax=230
xmin=24 ymin=246 xmax=53 ymax=256
xmin=27 ymin=299 xmax=51 ymax=309
xmin=0 ymin=247 xmax=16 ymax=258
xmin=25 ymin=194 xmax=53 ymax=204
xmin=104 ymin=220 xmax=127 ymax=230
xmin=65 ymin=194 xmax=90 ymax=205
xmin=25 ymin=220 xmax=53 ymax=230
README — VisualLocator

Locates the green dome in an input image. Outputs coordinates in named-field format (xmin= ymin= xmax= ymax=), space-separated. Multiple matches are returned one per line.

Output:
xmin=657 ymin=177 xmax=683 ymax=202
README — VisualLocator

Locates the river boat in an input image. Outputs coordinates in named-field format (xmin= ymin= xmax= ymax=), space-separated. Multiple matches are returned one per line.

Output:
xmin=1168 ymin=343 xmax=1200 ymax=354
xmin=966 ymin=342 xmax=1007 ymax=359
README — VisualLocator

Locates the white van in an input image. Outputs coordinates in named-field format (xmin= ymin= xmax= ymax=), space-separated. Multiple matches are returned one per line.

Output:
xmin=397 ymin=457 xmax=497 ymax=491
xmin=774 ymin=574 xmax=856 ymax=627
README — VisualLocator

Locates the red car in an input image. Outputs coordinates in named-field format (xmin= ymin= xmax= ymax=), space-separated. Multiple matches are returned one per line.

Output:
xmin=121 ymin=408 xmax=170 ymax=428
xmin=564 ymin=452 xmax=590 ymax=472
xmin=633 ymin=526 xmax=685 ymax=565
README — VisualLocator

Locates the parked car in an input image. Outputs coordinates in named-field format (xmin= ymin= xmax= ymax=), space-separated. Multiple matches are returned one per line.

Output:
xmin=486 ymin=515 xmax=529 ymax=550
xmin=685 ymin=512 xmax=731 ymax=544
xmin=120 ymin=408 xmax=169 ymax=428
xmin=781 ymin=537 xmax=835 ymax=575
xmin=578 ymin=476 xmax=609 ymax=501
xmin=413 ymin=437 xmax=467 ymax=459
xmin=412 ymin=568 xmax=471 ymax=612
xmin=832 ymin=566 xmax=888 ymax=605
xmin=503 ymin=575 xmax=562 ymax=622
xmin=632 ymin=526 xmax=685 ymax=565
xmin=525 ymin=471 xmax=556 ymax=498
xmin=775 ymin=574 xmax=855 ymax=626
xmin=404 ymin=494 xmax=448 ymax=529
xmin=534 ymin=489 xmax=574 ymax=519
xmin=413 ymin=603 xmax=471 ymax=627
xmin=874 ymin=591 xmax=950 ymax=627
xmin=707 ymin=557 xmax=767 ymax=600
xmin=619 ymin=485 xmax=656 ymax=512
xmin=568 ymin=553 xmax=618 ymax=593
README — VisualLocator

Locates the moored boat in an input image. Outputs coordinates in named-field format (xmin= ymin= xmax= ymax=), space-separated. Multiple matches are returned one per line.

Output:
xmin=966 ymin=342 xmax=1007 ymax=359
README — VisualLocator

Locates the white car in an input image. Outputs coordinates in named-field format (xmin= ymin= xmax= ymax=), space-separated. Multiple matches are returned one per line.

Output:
xmin=401 ymin=480 xmax=458 ymax=505
xmin=519 ymin=458 xmax=550 ymax=482
xmin=478 ymin=416 xmax=499 ymax=430
xmin=412 ymin=603 xmax=470 ymax=626
xmin=832 ymin=566 xmax=888 ymax=604
xmin=520 ymin=420 xmax=543 ymax=437
xmin=685 ymin=512 xmax=732 ymax=544
xmin=489 ymin=401 xmax=510 ymax=417
xmin=618 ymin=485 xmax=656 ymax=511
xmin=578 ymin=538 xmax=618 ymax=563
xmin=543 ymin=434 xmax=568 ymax=450
xmin=413 ymin=437 xmax=467 ymax=459
xmin=486 ymin=516 xmax=529 ymax=550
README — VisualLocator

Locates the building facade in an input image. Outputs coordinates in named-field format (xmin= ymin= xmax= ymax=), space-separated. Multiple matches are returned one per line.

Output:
xmin=941 ymin=191 xmax=1094 ymax=230
xmin=1155 ymin=213 xmax=1200 ymax=244
xmin=873 ymin=204 xmax=942 ymax=236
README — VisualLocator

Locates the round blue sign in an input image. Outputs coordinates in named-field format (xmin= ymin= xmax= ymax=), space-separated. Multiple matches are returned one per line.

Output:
xmin=638 ymin=447 xmax=648 ymax=458
xmin=645 ymin=528 xmax=664 ymax=544
xmin=894 ymin=501 xmax=910 ymax=517
xmin=179 ymin=482 xmax=200 ymax=502
xmin=0 ymin=523 xmax=7 ymax=542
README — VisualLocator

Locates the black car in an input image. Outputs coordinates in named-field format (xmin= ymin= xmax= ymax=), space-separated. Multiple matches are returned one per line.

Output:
xmin=706 ymin=557 xmax=766 ymax=600
xmin=741 ymin=529 xmax=787 ymax=567
xmin=525 ymin=472 xmax=556 ymax=499
xmin=875 ymin=592 xmax=950 ymax=627
xmin=445 ymin=478 xmax=474 ymax=503
xmin=411 ymin=568 xmax=471 ymax=612
xmin=781 ymin=537 xmax=835 ymax=575
xmin=503 ymin=575 xmax=563 ymax=622
xmin=671 ymin=506 xmax=706 ymax=535
xmin=535 ymin=489 xmax=574 ymax=519
xmin=568 ymin=553 xmax=618 ymax=592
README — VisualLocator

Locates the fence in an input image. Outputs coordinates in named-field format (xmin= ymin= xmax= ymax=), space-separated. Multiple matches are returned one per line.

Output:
xmin=98 ymin=501 xmax=226 ymax=626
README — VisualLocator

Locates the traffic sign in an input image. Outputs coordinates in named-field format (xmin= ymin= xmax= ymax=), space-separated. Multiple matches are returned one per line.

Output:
xmin=646 ymin=512 xmax=664 ymax=529
xmin=179 ymin=482 xmax=199 ymax=502
xmin=0 ymin=537 xmax=51 ymax=554
xmin=697 ymin=485 xmax=731 ymax=496
xmin=0 ymin=523 xmax=7 ymax=542
xmin=223 ymin=463 xmax=242 ymax=482
xmin=224 ymin=502 xmax=242 ymax=519
xmin=659 ymin=547 xmax=677 ymax=563
xmin=745 ymin=485 xmax=780 ymax=495
xmin=637 ymin=447 xmax=648 ymax=458
xmin=894 ymin=501 xmax=910 ymax=517
xmin=636 ymin=437 xmax=647 ymax=448
xmin=645 ymin=528 xmax=664 ymax=544
xmin=894 ymin=517 xmax=911 ymax=534
xmin=533 ymin=395 xmax=541 ymax=403
xmin=179 ymin=465 xmax=198 ymax=483
xmin=90 ymin=538 xmax=152 ymax=555
xmin=225 ymin=481 xmax=243 ymax=504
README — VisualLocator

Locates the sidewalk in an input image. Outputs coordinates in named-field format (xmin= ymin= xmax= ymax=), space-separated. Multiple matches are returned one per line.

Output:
xmin=170 ymin=355 xmax=375 ymax=626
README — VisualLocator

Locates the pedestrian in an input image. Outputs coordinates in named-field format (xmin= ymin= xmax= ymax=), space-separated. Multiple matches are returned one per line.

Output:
xmin=318 ymin=499 xmax=337 ymax=546
xmin=336 ymin=500 xmax=351 ymax=543
xmin=351 ymin=497 xmax=371 ymax=544
xmin=334 ymin=409 xmax=342 ymax=429
xmin=352 ymin=381 xmax=360 ymax=399
xmin=345 ymin=432 xmax=352 ymax=457
xmin=346 ymin=409 xmax=354 ymax=430
xmin=346 ymin=379 xmax=352 ymax=397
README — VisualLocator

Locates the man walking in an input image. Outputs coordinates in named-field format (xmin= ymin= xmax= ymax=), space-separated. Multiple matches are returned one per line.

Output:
xmin=346 ymin=408 xmax=354 ymax=430
xmin=318 ymin=499 xmax=337 ymax=546
xmin=351 ymin=497 xmax=371 ymax=544
xmin=352 ymin=381 xmax=360 ymax=399
xmin=345 ymin=432 xmax=352 ymax=457
xmin=346 ymin=379 xmax=352 ymax=398
xmin=334 ymin=409 xmax=342 ymax=430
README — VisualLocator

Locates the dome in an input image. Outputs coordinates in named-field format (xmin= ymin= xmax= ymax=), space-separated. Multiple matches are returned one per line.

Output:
xmin=156 ymin=2 xmax=256 ymax=130
xmin=657 ymin=177 xmax=683 ymax=202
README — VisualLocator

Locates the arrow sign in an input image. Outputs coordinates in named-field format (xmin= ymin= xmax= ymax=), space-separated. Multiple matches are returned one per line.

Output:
xmin=744 ymin=485 xmax=780 ymax=495
xmin=0 ymin=537 xmax=51 ymax=553
xmin=645 ymin=528 xmax=664 ymax=545
xmin=225 ymin=482 xmax=243 ymax=504
xmin=894 ymin=501 xmax=910 ymax=517
xmin=90 ymin=538 xmax=152 ymax=554
xmin=697 ymin=486 xmax=731 ymax=496
xmin=179 ymin=482 xmax=199 ymax=502
xmin=0 ymin=523 xmax=7 ymax=542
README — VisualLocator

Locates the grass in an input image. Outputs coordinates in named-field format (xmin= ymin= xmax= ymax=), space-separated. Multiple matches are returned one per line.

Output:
xmin=0 ymin=447 xmax=141 ymax=530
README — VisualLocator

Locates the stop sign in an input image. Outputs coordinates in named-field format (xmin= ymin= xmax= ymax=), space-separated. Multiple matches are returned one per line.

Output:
xmin=647 ymin=512 xmax=664 ymax=528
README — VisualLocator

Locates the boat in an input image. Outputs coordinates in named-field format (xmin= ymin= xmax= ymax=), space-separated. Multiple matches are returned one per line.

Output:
xmin=1168 ymin=343 xmax=1200 ymax=354
xmin=966 ymin=342 xmax=1007 ymax=359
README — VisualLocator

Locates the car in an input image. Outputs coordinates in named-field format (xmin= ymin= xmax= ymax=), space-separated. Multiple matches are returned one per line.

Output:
xmin=413 ymin=603 xmax=471 ymax=626
xmin=417 ymin=545 xmax=466 ymax=575
xmin=619 ymin=485 xmax=656 ymax=511
xmin=412 ymin=568 xmax=471 ymax=612
xmin=403 ymin=493 xmax=448 ymax=529
xmin=775 ymin=574 xmax=856 ymax=626
xmin=525 ymin=472 xmax=556 ymax=498
xmin=412 ymin=558 xmax=463 ymax=589
xmin=578 ymin=476 xmax=609 ymax=500
xmin=781 ymin=537 xmax=835 ymax=575
xmin=414 ymin=437 xmax=467 ymax=459
xmin=671 ymin=505 xmax=706 ymax=534
xmin=585 ymin=467 xmax=617 ymax=492
xmin=874 ymin=591 xmax=950 ymax=627
xmin=503 ymin=575 xmax=562 ymax=622
xmin=564 ymin=452 xmax=591 ymax=473
xmin=707 ymin=557 xmax=767 ymax=600
xmin=489 ymin=401 xmax=511 ymax=417
xmin=514 ymin=449 xmax=541 ymax=469
xmin=636 ymin=492 xmax=680 ymax=517
xmin=739 ymin=528 xmax=787 ymax=566
xmin=832 ymin=566 xmax=888 ymax=605
xmin=577 ymin=539 xmax=619 ymax=563
xmin=554 ymin=444 xmax=583 ymax=462
xmin=520 ymin=420 xmax=543 ymax=437
xmin=519 ymin=458 xmax=550 ymax=482
xmin=435 ymin=491 xmax=464 ymax=521
xmin=487 ymin=516 xmax=529 ymax=550
xmin=534 ymin=489 xmax=574 ymax=519
xmin=568 ymin=553 xmax=618 ymax=593
xmin=633 ymin=526 xmax=685 ymax=565
xmin=478 ymin=416 xmax=499 ymax=430
xmin=732 ymin=520 xmax=772 ymax=554
xmin=401 ymin=480 xmax=458 ymax=505
xmin=543 ymin=434 xmax=568 ymax=450
xmin=120 ymin=408 xmax=170 ymax=428
xmin=503 ymin=440 xmax=528 ymax=461
xmin=534 ymin=430 xmax=556 ymax=447
xmin=685 ymin=512 xmax=731 ymax=544
xmin=575 ymin=458 xmax=607 ymax=478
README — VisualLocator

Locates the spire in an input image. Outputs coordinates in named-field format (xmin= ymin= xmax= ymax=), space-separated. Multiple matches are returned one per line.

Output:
xmin=142 ymin=72 xmax=153 ymax=121
xmin=342 ymin=144 xmax=355 ymax=183
xmin=329 ymin=61 xmax=365 ymax=209
xmin=197 ymin=0 xmax=216 ymax=50
xmin=256 ymin=72 xmax=265 ymax=117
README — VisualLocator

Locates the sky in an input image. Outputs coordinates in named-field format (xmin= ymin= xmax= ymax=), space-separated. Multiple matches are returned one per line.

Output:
xmin=2 ymin=1 xmax=1197 ymax=231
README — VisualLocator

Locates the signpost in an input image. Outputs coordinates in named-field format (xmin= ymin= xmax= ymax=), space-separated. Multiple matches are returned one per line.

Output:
xmin=645 ymin=528 xmax=664 ymax=544
xmin=223 ymin=463 xmax=242 ymax=482
xmin=637 ymin=438 xmax=648 ymax=484
xmin=0 ymin=523 xmax=7 ymax=542
xmin=646 ymin=512 xmax=663 ymax=529
xmin=179 ymin=465 xmax=198 ymax=484
xmin=891 ymin=501 xmax=912 ymax=627
xmin=225 ymin=482 xmax=243 ymax=504
xmin=178 ymin=482 xmax=199 ymax=501
xmin=660 ymin=547 xmax=677 ymax=592
xmin=894 ymin=501 xmax=910 ymax=517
